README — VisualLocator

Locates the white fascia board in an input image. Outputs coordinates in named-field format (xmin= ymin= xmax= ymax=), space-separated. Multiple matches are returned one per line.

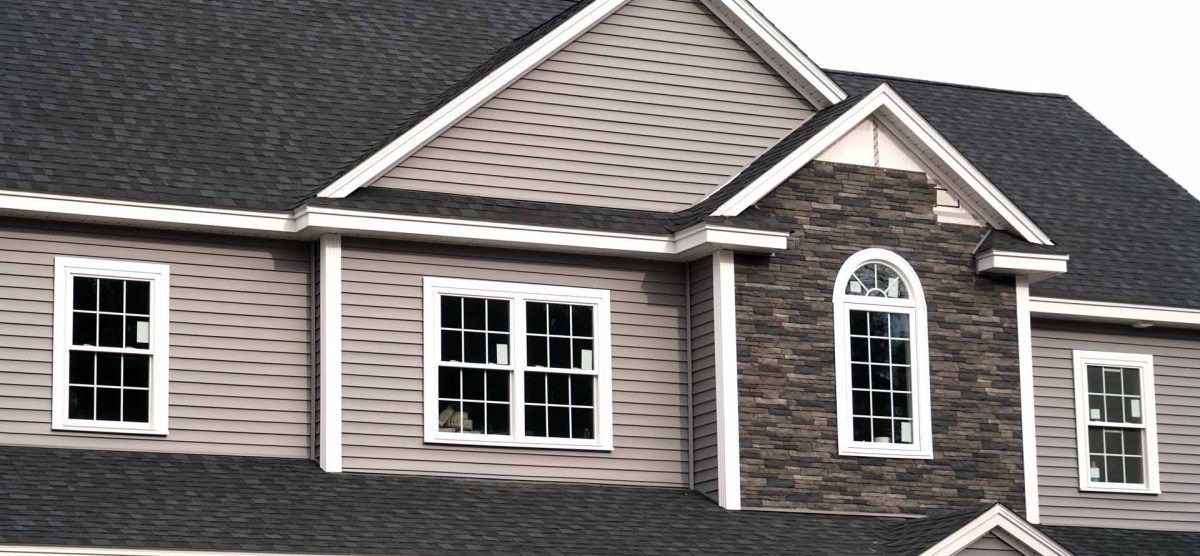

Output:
xmin=700 ymin=0 xmax=845 ymax=108
xmin=1029 ymin=297 xmax=1200 ymax=328
xmin=297 ymin=206 xmax=787 ymax=259
xmin=919 ymin=505 xmax=1071 ymax=556
xmin=0 ymin=189 xmax=296 ymax=234
xmin=710 ymin=84 xmax=1054 ymax=246
xmin=315 ymin=0 xmax=631 ymax=199
xmin=976 ymin=250 xmax=1069 ymax=278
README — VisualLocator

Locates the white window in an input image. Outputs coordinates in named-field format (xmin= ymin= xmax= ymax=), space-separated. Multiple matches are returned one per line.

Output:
xmin=834 ymin=248 xmax=932 ymax=459
xmin=423 ymin=278 xmax=612 ymax=450
xmin=52 ymin=257 xmax=170 ymax=435
xmin=1073 ymin=350 xmax=1160 ymax=493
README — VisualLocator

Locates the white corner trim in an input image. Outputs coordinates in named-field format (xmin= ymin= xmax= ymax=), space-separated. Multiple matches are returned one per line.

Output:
xmin=1015 ymin=278 xmax=1040 ymax=524
xmin=711 ymin=250 xmax=741 ymax=510
xmin=1072 ymin=350 xmax=1160 ymax=494
xmin=51 ymin=257 xmax=171 ymax=436
xmin=700 ymin=0 xmax=845 ymax=108
xmin=710 ymin=83 xmax=1053 ymax=246
xmin=315 ymin=0 xmax=632 ymax=199
xmin=833 ymin=248 xmax=933 ymax=459
xmin=1029 ymin=297 xmax=1200 ymax=328
xmin=976 ymin=250 xmax=1069 ymax=279
xmin=919 ymin=505 xmax=1072 ymax=556
xmin=319 ymin=234 xmax=343 ymax=473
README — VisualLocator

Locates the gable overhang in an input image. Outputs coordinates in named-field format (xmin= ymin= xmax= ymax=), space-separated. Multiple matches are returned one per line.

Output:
xmin=976 ymin=250 xmax=1069 ymax=283
xmin=708 ymin=84 xmax=1055 ymax=246
xmin=919 ymin=505 xmax=1071 ymax=556
xmin=316 ymin=0 xmax=846 ymax=200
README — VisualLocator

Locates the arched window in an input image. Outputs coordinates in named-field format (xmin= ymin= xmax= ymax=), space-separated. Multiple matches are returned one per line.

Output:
xmin=834 ymin=248 xmax=932 ymax=459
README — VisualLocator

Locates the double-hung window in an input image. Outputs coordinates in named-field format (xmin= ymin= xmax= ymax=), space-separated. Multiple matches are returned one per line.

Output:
xmin=1073 ymin=350 xmax=1160 ymax=493
xmin=834 ymin=248 xmax=932 ymax=459
xmin=423 ymin=277 xmax=613 ymax=450
xmin=52 ymin=257 xmax=171 ymax=435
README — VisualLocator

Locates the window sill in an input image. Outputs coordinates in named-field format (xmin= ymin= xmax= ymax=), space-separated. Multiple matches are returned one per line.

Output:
xmin=1080 ymin=484 xmax=1160 ymax=495
xmin=839 ymin=444 xmax=932 ymax=460
xmin=54 ymin=423 xmax=167 ymax=436
xmin=424 ymin=435 xmax=612 ymax=452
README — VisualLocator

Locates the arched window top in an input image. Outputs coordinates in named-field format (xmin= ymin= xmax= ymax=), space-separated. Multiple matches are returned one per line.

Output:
xmin=845 ymin=262 xmax=909 ymax=300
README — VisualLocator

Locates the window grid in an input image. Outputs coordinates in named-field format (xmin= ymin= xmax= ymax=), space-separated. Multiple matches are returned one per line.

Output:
xmin=1085 ymin=364 xmax=1146 ymax=486
xmin=524 ymin=371 xmax=595 ymax=440
xmin=848 ymin=309 xmax=913 ymax=445
xmin=67 ymin=276 xmax=153 ymax=424
xmin=436 ymin=295 xmax=512 ymax=436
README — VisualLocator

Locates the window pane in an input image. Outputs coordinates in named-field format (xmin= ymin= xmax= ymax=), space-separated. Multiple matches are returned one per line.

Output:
xmin=853 ymin=417 xmax=871 ymax=441
xmin=894 ymin=420 xmax=914 ymax=444
xmin=571 ymin=408 xmax=594 ymax=439
xmin=527 ymin=336 xmax=548 ymax=367
xmin=1123 ymin=429 xmax=1143 ymax=456
xmin=871 ymin=365 xmax=890 ymax=390
xmin=548 ymin=337 xmax=571 ymax=368
xmin=1105 ymin=455 xmax=1124 ymax=484
xmin=124 ymin=355 xmax=150 ymax=388
xmin=525 ymin=405 xmax=547 ymax=437
xmin=463 ymin=297 xmax=486 ymax=330
xmin=850 ymin=338 xmax=869 ymax=363
xmin=547 ymin=373 xmax=570 ymax=405
xmin=852 ymin=391 xmax=870 ymax=416
xmin=124 ymin=315 xmax=150 ymax=349
xmin=572 ymin=306 xmax=594 ymax=338
xmin=850 ymin=311 xmax=868 ymax=335
xmin=440 ymin=296 xmax=462 ymax=329
xmin=487 ymin=404 xmax=510 ymax=435
xmin=487 ymin=299 xmax=510 ymax=332
xmin=462 ymin=369 xmax=485 ymax=401
xmin=872 ymin=418 xmax=892 ymax=442
xmin=1125 ymin=397 xmax=1143 ymax=425
xmin=527 ymin=302 xmax=547 ymax=334
xmin=440 ymin=330 xmax=462 ymax=362
xmin=438 ymin=400 xmax=461 ymax=432
xmin=525 ymin=372 xmax=546 ymax=404
xmin=462 ymin=331 xmax=486 ymax=364
xmin=96 ymin=353 xmax=121 ymax=386
xmin=98 ymin=279 xmax=124 ymax=313
xmin=868 ymin=312 xmax=889 ymax=337
xmin=487 ymin=333 xmax=510 ymax=365
xmin=73 ymin=277 xmax=97 ymax=311
xmin=570 ymin=375 xmax=594 ymax=406
xmin=548 ymin=304 xmax=571 ymax=335
xmin=486 ymin=370 xmax=510 ymax=403
xmin=869 ymin=338 xmax=889 ymax=363
xmin=1124 ymin=457 xmax=1145 ymax=485
xmin=1122 ymin=368 xmax=1141 ymax=396
xmin=572 ymin=339 xmax=594 ymax=371
xmin=892 ymin=393 xmax=912 ymax=418
xmin=1104 ymin=396 xmax=1123 ymax=424
xmin=461 ymin=402 xmax=485 ymax=434
xmin=1104 ymin=429 xmax=1123 ymax=455
xmin=68 ymin=351 xmax=94 ymax=384
xmin=125 ymin=281 xmax=151 ymax=315
xmin=1088 ymin=395 xmax=1105 ymax=421
xmin=1104 ymin=368 xmax=1123 ymax=396
xmin=68 ymin=386 xmax=94 ymax=420
xmin=548 ymin=406 xmax=570 ymax=438
xmin=1087 ymin=366 xmax=1103 ymax=394
xmin=1089 ymin=428 xmax=1104 ymax=453
xmin=890 ymin=340 xmax=909 ymax=366
xmin=439 ymin=367 xmax=460 ymax=399
xmin=123 ymin=389 xmax=149 ymax=423
xmin=98 ymin=314 xmax=123 ymax=347
xmin=889 ymin=314 xmax=909 ymax=339
xmin=892 ymin=367 xmax=910 ymax=391
xmin=72 ymin=312 xmax=97 ymax=346
xmin=851 ymin=364 xmax=870 ymax=389
xmin=95 ymin=388 xmax=121 ymax=421
xmin=1088 ymin=454 xmax=1106 ymax=482
xmin=872 ymin=392 xmax=891 ymax=417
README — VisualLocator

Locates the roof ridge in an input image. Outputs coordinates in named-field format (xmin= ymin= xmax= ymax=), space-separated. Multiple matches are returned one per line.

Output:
xmin=825 ymin=69 xmax=1068 ymax=99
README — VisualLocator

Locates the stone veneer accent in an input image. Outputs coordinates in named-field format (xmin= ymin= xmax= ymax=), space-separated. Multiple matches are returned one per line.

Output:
xmin=735 ymin=161 xmax=1024 ymax=514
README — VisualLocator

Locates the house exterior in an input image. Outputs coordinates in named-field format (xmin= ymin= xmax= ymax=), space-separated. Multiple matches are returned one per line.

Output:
xmin=1 ymin=0 xmax=1198 ymax=554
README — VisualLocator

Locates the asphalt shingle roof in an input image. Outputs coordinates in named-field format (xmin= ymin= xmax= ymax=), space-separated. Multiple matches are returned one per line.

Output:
xmin=1042 ymin=525 xmax=1200 ymax=556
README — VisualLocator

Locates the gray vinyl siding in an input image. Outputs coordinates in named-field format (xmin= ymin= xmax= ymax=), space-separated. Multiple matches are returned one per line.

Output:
xmin=372 ymin=0 xmax=814 ymax=211
xmin=957 ymin=533 xmax=1023 ymax=555
xmin=689 ymin=255 xmax=718 ymax=498
xmin=1033 ymin=318 xmax=1200 ymax=531
xmin=0 ymin=219 xmax=312 ymax=457
xmin=340 ymin=238 xmax=689 ymax=485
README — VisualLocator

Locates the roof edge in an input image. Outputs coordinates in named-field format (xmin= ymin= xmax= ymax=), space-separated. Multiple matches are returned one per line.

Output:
xmin=917 ymin=504 xmax=1071 ymax=556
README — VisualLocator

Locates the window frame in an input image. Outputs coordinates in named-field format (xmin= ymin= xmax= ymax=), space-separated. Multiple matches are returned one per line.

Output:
xmin=1072 ymin=350 xmax=1160 ymax=494
xmin=834 ymin=248 xmax=933 ymax=459
xmin=422 ymin=277 xmax=613 ymax=451
xmin=52 ymin=257 xmax=171 ymax=435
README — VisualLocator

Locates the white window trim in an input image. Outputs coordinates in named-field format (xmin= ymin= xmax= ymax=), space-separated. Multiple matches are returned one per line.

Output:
xmin=834 ymin=248 xmax=933 ymax=459
xmin=52 ymin=257 xmax=171 ymax=435
xmin=422 ymin=277 xmax=613 ymax=451
xmin=1072 ymin=350 xmax=1160 ymax=494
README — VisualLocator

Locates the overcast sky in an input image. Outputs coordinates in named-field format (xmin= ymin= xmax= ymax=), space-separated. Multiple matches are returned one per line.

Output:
xmin=752 ymin=0 xmax=1200 ymax=200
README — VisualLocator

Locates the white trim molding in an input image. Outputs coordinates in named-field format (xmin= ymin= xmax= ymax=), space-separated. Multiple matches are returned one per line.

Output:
xmin=1030 ymin=297 xmax=1200 ymax=329
xmin=709 ymin=84 xmax=1053 ymax=246
xmin=833 ymin=248 xmax=933 ymax=459
xmin=711 ymin=250 xmax=741 ymax=510
xmin=918 ymin=504 xmax=1072 ymax=556
xmin=1015 ymin=277 xmax=1040 ymax=524
xmin=976 ymin=250 xmax=1069 ymax=282
xmin=422 ymin=277 xmax=614 ymax=451
xmin=52 ymin=257 xmax=171 ymax=436
xmin=1072 ymin=350 xmax=1160 ymax=494
xmin=318 ymin=234 xmax=343 ymax=473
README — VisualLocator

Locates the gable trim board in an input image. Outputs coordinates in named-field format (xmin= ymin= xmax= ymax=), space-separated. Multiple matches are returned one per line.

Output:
xmin=316 ymin=0 xmax=846 ymax=200
xmin=1030 ymin=297 xmax=1200 ymax=329
xmin=919 ymin=505 xmax=1070 ymax=556
xmin=708 ymin=84 xmax=1055 ymax=246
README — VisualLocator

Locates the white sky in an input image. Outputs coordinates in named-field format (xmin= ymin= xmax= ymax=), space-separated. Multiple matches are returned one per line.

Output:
xmin=752 ymin=0 xmax=1200 ymax=200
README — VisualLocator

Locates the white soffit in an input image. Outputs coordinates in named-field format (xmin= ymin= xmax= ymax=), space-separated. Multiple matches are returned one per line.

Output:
xmin=710 ymin=84 xmax=1054 ymax=246
xmin=316 ymin=0 xmax=848 ymax=200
